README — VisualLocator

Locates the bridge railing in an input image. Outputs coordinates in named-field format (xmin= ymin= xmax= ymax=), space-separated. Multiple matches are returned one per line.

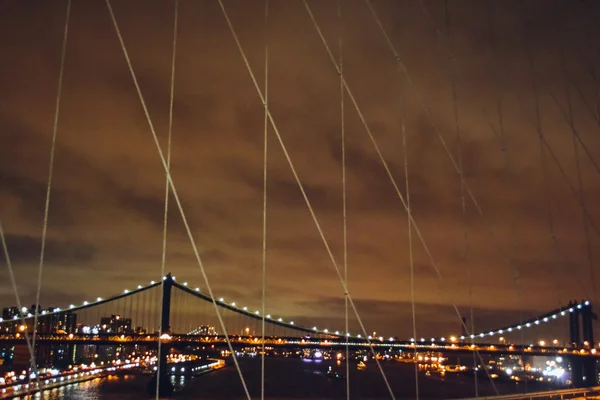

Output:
xmin=457 ymin=385 xmax=600 ymax=400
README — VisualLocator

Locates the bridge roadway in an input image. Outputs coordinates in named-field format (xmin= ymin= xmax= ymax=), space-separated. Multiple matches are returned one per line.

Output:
xmin=0 ymin=334 xmax=598 ymax=358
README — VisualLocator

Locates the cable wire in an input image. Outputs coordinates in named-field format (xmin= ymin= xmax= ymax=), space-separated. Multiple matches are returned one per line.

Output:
xmin=31 ymin=0 xmax=71 ymax=388
xmin=104 ymin=2 xmax=251 ymax=398
xmin=304 ymin=1 xmax=498 ymax=392
xmin=155 ymin=1 xmax=178 ymax=398
xmin=442 ymin=2 xmax=479 ymax=395
xmin=0 ymin=219 xmax=37 ymax=383
xmin=261 ymin=1 xmax=269 ymax=399
xmin=560 ymin=41 xmax=597 ymax=306
xmin=337 ymin=1 xmax=350 ymax=398
xmin=219 ymin=1 xmax=396 ymax=397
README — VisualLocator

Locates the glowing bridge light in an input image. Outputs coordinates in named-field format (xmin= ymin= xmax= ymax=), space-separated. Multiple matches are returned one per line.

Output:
xmin=357 ymin=334 xmax=362 ymax=338
xmin=498 ymin=330 xmax=503 ymax=334
xmin=479 ymin=333 xmax=484 ymax=337
xmin=266 ymin=315 xmax=271 ymax=319
xmin=290 ymin=321 xmax=294 ymax=325
xmin=368 ymin=336 xmax=372 ymax=340
xmin=278 ymin=318 xmax=283 ymax=322
xmin=525 ymin=323 xmax=531 ymax=327
xmin=346 ymin=332 xmax=350 ymax=337
xmin=151 ymin=281 xmax=156 ymax=285
xmin=324 ymin=329 xmax=329 ymax=333
xmin=335 ymin=331 xmax=340 ymax=335
xmin=517 ymin=326 xmax=522 ymax=330
xmin=13 ymin=316 xmax=17 ymax=320
xmin=561 ymin=311 xmax=566 ymax=315
xmin=124 ymin=290 xmax=129 ymax=294
xmin=507 ymin=328 xmax=512 ymax=332
xmin=410 ymin=338 xmax=415 ymax=342
xmin=577 ymin=304 xmax=582 ymax=309
xmin=313 ymin=327 xmax=317 ymax=331
xmin=569 ymin=308 xmax=574 ymax=312
xmin=243 ymin=306 xmax=247 ymax=311
xmin=489 ymin=332 xmax=494 ymax=336
xmin=231 ymin=302 xmax=236 ymax=306
xmin=431 ymin=338 xmax=435 ymax=342
xmin=255 ymin=311 xmax=259 ymax=315
xmin=389 ymin=337 xmax=394 ymax=341
xmin=460 ymin=336 xmax=465 ymax=340
xmin=138 ymin=285 xmax=142 ymax=289
xmin=552 ymin=314 xmax=557 ymax=319
xmin=441 ymin=337 xmax=445 ymax=341
xmin=470 ymin=335 xmax=475 ymax=339
xmin=41 ymin=310 xmax=47 ymax=315
xmin=97 ymin=298 xmax=102 ymax=302
xmin=195 ymin=288 xmax=200 ymax=292
xmin=420 ymin=338 xmax=425 ymax=342
xmin=543 ymin=317 xmax=548 ymax=322
xmin=69 ymin=304 xmax=75 ymax=309
xmin=219 ymin=298 xmax=224 ymax=302
xmin=585 ymin=301 xmax=590 ymax=306
xmin=54 ymin=308 xmax=61 ymax=312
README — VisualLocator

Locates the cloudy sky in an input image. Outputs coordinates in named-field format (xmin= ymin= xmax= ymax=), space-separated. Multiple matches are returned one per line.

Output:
xmin=1 ymin=0 xmax=599 ymax=338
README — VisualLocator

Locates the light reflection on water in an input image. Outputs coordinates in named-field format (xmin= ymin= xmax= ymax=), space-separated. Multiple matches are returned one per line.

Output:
xmin=15 ymin=358 xmax=551 ymax=400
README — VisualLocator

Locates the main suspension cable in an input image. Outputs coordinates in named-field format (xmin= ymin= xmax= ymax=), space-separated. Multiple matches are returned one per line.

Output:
xmin=104 ymin=2 xmax=251 ymax=398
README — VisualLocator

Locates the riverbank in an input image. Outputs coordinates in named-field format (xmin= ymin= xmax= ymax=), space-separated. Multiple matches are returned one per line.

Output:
xmin=0 ymin=364 xmax=137 ymax=399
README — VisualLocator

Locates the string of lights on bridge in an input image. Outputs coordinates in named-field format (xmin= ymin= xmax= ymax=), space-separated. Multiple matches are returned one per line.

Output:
xmin=0 ymin=275 xmax=589 ymax=343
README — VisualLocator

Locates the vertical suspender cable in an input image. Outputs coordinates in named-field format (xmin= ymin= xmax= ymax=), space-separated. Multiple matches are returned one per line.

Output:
xmin=0 ymin=221 xmax=36 ymax=385
xmin=156 ymin=1 xmax=178 ymax=398
xmin=32 ymin=0 xmax=71 ymax=390
xmin=220 ymin=1 xmax=395 ymax=396
xmin=562 ymin=44 xmax=597 ymax=306
xmin=337 ymin=1 xmax=350 ymax=398
xmin=261 ymin=1 xmax=269 ymax=399
xmin=443 ymin=1 xmax=476 ymax=395
xmin=399 ymin=38 xmax=419 ymax=400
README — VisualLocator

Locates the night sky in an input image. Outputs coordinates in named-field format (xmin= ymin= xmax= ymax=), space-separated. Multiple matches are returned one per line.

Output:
xmin=1 ymin=0 xmax=599 ymax=338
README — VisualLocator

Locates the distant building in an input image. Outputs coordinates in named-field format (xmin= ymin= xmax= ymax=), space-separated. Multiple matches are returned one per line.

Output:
xmin=189 ymin=325 xmax=217 ymax=336
xmin=99 ymin=315 xmax=133 ymax=334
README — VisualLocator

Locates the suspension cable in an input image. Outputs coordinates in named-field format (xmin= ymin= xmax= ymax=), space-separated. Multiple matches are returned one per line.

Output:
xmin=416 ymin=0 xmax=600 ymax=241
xmin=337 ymin=1 xmax=350 ymax=398
xmin=31 ymin=0 xmax=71 ymax=391
xmin=218 ymin=1 xmax=395 ymax=397
xmin=0 ymin=220 xmax=37 ymax=383
xmin=104 ymin=2 xmax=251 ymax=398
xmin=443 ymin=2 xmax=478 ymax=395
xmin=261 ymin=1 xmax=268 ymax=399
xmin=398 ymin=43 xmax=419 ymax=400
xmin=301 ymin=1 xmax=497 ymax=391
xmin=561 ymin=40 xmax=597 ymax=306
xmin=155 ymin=1 xmax=177 ymax=398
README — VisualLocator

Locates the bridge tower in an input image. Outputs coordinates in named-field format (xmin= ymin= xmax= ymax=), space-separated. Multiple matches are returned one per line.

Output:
xmin=569 ymin=300 xmax=581 ymax=347
xmin=147 ymin=273 xmax=174 ymax=397
xmin=581 ymin=301 xmax=596 ymax=347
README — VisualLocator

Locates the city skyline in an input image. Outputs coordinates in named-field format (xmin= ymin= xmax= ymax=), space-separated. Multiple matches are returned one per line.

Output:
xmin=1 ymin=0 xmax=599 ymax=339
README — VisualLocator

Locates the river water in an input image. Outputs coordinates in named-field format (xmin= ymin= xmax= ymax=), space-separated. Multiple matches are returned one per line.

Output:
xmin=28 ymin=358 xmax=550 ymax=399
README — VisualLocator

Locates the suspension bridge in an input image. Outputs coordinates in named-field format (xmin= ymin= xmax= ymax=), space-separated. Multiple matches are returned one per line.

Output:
xmin=1 ymin=0 xmax=600 ymax=399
